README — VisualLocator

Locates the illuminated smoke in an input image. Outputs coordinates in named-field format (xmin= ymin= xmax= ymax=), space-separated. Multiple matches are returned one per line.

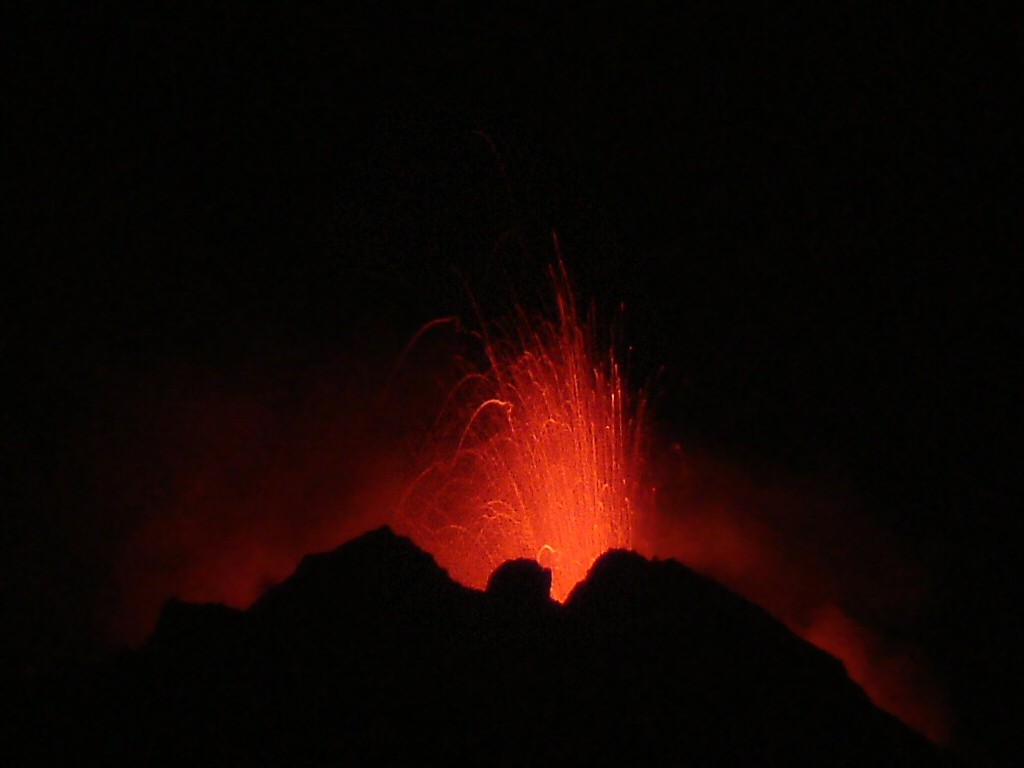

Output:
xmin=394 ymin=260 xmax=648 ymax=600
xmin=646 ymin=444 xmax=952 ymax=745
xmin=88 ymin=355 xmax=401 ymax=646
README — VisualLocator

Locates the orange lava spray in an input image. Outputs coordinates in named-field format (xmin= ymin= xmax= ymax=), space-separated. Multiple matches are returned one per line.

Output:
xmin=394 ymin=259 xmax=648 ymax=600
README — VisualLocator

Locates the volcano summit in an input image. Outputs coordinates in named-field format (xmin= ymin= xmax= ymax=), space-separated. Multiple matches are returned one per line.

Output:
xmin=8 ymin=526 xmax=957 ymax=766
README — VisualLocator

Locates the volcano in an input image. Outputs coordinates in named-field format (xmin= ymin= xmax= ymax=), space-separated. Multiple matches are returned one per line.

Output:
xmin=9 ymin=526 xmax=958 ymax=766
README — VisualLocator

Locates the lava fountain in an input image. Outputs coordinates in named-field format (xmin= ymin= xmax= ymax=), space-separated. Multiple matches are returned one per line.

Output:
xmin=394 ymin=260 xmax=648 ymax=600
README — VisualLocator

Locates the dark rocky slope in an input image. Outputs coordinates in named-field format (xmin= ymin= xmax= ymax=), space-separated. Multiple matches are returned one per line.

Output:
xmin=9 ymin=526 xmax=957 ymax=766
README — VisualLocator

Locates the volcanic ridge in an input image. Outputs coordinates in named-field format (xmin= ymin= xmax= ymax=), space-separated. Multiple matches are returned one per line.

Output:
xmin=10 ymin=526 xmax=959 ymax=766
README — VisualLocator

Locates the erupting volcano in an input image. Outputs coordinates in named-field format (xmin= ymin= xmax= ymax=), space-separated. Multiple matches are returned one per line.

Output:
xmin=77 ymin=255 xmax=950 ymax=747
xmin=12 ymin=5 xmax=1011 ymax=761
xmin=395 ymin=259 xmax=648 ymax=600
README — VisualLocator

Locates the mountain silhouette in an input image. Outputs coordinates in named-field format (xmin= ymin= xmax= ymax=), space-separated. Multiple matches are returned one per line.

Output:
xmin=8 ymin=526 xmax=958 ymax=766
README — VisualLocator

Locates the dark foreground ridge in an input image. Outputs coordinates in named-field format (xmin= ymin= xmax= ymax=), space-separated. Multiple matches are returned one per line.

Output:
xmin=10 ymin=526 xmax=957 ymax=766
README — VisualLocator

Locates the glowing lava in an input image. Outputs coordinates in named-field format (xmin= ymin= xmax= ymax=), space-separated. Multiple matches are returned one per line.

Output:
xmin=395 ymin=260 xmax=647 ymax=600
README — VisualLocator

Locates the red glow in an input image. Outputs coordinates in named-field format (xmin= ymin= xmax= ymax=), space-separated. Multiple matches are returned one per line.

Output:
xmin=646 ymin=445 xmax=952 ymax=745
xmin=393 ymin=261 xmax=648 ymax=600
xmin=88 ymin=358 xmax=399 ymax=645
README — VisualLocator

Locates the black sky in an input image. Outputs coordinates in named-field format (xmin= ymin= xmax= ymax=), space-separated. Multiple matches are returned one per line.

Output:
xmin=4 ymin=4 xmax=1020 ymax=765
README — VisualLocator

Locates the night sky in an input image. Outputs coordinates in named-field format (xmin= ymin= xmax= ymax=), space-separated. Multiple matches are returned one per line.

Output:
xmin=5 ymin=4 xmax=1019 ymax=765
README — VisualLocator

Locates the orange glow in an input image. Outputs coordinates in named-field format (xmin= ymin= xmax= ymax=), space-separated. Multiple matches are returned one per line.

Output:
xmin=394 ymin=260 xmax=647 ymax=600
